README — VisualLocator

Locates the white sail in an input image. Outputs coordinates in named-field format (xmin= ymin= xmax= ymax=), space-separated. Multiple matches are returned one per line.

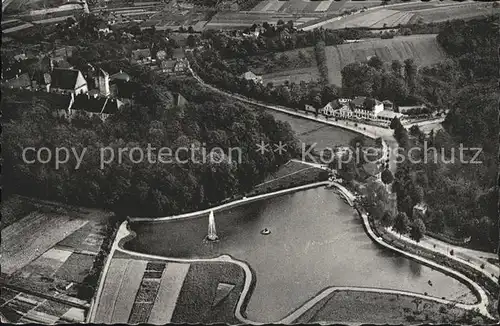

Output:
xmin=207 ymin=210 xmax=218 ymax=241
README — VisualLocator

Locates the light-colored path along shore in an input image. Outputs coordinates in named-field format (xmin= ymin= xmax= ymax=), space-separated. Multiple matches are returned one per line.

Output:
xmin=385 ymin=228 xmax=499 ymax=283
xmin=358 ymin=211 xmax=492 ymax=319
xmin=129 ymin=181 xmax=330 ymax=222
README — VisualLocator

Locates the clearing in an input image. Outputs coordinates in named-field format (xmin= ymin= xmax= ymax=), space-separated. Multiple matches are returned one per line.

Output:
xmin=324 ymin=34 xmax=447 ymax=86
xmin=262 ymin=67 xmax=320 ymax=86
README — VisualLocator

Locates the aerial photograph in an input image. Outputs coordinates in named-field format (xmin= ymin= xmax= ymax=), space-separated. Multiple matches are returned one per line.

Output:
xmin=1 ymin=0 xmax=499 ymax=324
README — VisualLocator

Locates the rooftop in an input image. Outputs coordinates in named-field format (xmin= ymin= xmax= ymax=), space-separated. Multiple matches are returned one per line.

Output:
xmin=3 ymin=73 xmax=31 ymax=88
xmin=51 ymin=68 xmax=86 ymax=90
xmin=72 ymin=94 xmax=123 ymax=114
xmin=377 ymin=110 xmax=403 ymax=119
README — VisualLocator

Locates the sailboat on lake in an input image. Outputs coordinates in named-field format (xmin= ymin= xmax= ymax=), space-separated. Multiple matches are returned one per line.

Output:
xmin=206 ymin=210 xmax=219 ymax=241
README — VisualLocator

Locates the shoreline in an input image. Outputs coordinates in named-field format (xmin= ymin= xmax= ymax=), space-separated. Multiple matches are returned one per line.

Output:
xmin=92 ymin=183 xmax=493 ymax=323
xmin=128 ymin=181 xmax=330 ymax=222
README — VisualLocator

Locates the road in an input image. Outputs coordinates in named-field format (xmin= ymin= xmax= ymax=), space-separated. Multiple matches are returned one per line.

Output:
xmin=186 ymin=65 xmax=497 ymax=317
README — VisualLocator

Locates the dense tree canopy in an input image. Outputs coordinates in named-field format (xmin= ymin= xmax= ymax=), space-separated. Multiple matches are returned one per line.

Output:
xmin=3 ymin=79 xmax=299 ymax=216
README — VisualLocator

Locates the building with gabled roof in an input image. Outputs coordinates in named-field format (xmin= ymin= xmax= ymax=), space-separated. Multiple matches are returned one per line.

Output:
xmin=69 ymin=93 xmax=123 ymax=121
xmin=350 ymin=96 xmax=384 ymax=119
xmin=50 ymin=68 xmax=88 ymax=95
xmin=110 ymin=70 xmax=131 ymax=83
xmin=2 ymin=73 xmax=32 ymax=90
xmin=241 ymin=71 xmax=262 ymax=84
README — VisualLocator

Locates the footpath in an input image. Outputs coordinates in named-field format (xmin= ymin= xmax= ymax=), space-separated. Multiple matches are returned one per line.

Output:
xmin=385 ymin=228 xmax=499 ymax=283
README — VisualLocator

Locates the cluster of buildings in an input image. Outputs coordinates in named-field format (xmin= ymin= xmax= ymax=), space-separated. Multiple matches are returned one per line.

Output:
xmin=239 ymin=70 xmax=424 ymax=126
xmin=130 ymin=47 xmax=189 ymax=75
xmin=304 ymin=97 xmax=412 ymax=126
xmin=2 ymin=55 xmax=133 ymax=120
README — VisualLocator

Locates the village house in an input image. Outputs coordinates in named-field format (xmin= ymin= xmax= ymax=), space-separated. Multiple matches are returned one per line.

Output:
xmin=304 ymin=104 xmax=317 ymax=115
xmin=69 ymin=93 xmax=124 ymax=121
xmin=173 ymin=60 xmax=188 ymax=74
xmin=2 ymin=73 xmax=32 ymax=90
xmin=398 ymin=104 xmax=428 ymax=115
xmin=334 ymin=105 xmax=354 ymax=119
xmin=96 ymin=21 xmax=112 ymax=35
xmin=131 ymin=48 xmax=152 ymax=64
xmin=50 ymin=68 xmax=88 ymax=95
xmin=376 ymin=110 xmax=405 ymax=124
xmin=172 ymin=48 xmax=186 ymax=61
xmin=350 ymin=96 xmax=384 ymax=120
xmin=31 ymin=70 xmax=52 ymax=91
xmin=321 ymin=100 xmax=342 ymax=117
xmin=382 ymin=100 xmax=393 ymax=111
xmin=321 ymin=99 xmax=353 ymax=118
xmin=361 ymin=162 xmax=383 ymax=181
xmin=413 ymin=202 xmax=428 ymax=220
xmin=241 ymin=71 xmax=263 ymax=84
xmin=161 ymin=60 xmax=177 ymax=74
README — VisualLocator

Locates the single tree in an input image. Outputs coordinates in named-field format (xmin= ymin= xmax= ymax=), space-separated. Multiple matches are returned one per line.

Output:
xmin=390 ymin=117 xmax=402 ymax=130
xmin=381 ymin=211 xmax=394 ymax=227
xmin=381 ymin=168 xmax=394 ymax=186
xmin=410 ymin=218 xmax=426 ymax=242
xmin=393 ymin=212 xmax=410 ymax=236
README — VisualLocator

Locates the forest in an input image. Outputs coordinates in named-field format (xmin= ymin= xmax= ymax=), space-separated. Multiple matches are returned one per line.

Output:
xmin=388 ymin=17 xmax=499 ymax=250
xmin=2 ymin=77 xmax=300 ymax=217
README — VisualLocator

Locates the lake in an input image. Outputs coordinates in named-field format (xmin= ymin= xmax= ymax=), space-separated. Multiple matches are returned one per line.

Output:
xmin=126 ymin=187 xmax=475 ymax=323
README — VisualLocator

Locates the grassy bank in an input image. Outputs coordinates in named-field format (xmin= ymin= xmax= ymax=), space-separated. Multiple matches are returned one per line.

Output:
xmin=294 ymin=290 xmax=486 ymax=324
xmin=368 ymin=217 xmax=499 ymax=320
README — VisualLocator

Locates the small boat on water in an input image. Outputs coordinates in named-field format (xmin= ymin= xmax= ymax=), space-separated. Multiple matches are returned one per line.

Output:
xmin=261 ymin=228 xmax=271 ymax=235
xmin=428 ymin=280 xmax=433 ymax=286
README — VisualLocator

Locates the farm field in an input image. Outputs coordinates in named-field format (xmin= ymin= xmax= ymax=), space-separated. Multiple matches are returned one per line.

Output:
xmin=322 ymin=8 xmax=416 ymax=29
xmin=230 ymin=47 xmax=316 ymax=76
xmin=0 ymin=286 xmax=86 ymax=323
xmin=251 ymin=0 xmax=380 ymax=13
xmin=3 ymin=0 xmax=65 ymax=14
xmin=321 ymin=1 xmax=498 ymax=29
xmin=262 ymin=67 xmax=320 ymax=86
xmin=0 ymin=195 xmax=114 ymax=323
xmin=205 ymin=11 xmax=319 ymax=29
xmin=95 ymin=252 xmax=245 ymax=324
xmin=1 ymin=211 xmax=88 ymax=275
xmin=411 ymin=2 xmax=500 ymax=23
xmin=324 ymin=34 xmax=447 ymax=85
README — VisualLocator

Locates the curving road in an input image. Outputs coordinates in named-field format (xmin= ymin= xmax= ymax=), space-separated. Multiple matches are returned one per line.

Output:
xmin=184 ymin=65 xmax=497 ymax=318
